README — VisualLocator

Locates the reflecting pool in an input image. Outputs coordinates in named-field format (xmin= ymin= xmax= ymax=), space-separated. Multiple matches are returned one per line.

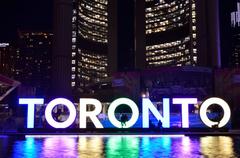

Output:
xmin=0 ymin=135 xmax=240 ymax=158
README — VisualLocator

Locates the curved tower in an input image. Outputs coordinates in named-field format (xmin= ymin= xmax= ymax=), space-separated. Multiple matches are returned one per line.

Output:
xmin=72 ymin=0 xmax=108 ymax=94
xmin=145 ymin=0 xmax=197 ymax=67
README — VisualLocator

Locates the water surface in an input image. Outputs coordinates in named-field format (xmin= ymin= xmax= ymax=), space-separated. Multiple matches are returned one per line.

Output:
xmin=0 ymin=135 xmax=239 ymax=158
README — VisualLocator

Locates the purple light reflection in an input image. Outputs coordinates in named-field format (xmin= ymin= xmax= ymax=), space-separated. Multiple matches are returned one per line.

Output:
xmin=42 ymin=137 xmax=77 ymax=158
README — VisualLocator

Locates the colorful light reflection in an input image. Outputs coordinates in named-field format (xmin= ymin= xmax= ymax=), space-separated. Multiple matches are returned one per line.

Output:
xmin=106 ymin=136 xmax=139 ymax=158
xmin=78 ymin=137 xmax=104 ymax=158
xmin=201 ymin=136 xmax=235 ymax=157
xmin=3 ymin=135 xmax=238 ymax=158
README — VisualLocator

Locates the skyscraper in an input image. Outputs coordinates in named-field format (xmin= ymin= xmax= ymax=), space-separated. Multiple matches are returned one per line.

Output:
xmin=135 ymin=0 xmax=221 ymax=69
xmin=15 ymin=31 xmax=53 ymax=96
xmin=71 ymin=0 xmax=222 ymax=97
xmin=0 ymin=43 xmax=15 ymax=77
xmin=144 ymin=0 xmax=198 ymax=67
xmin=71 ymin=0 xmax=109 ymax=94
xmin=231 ymin=1 xmax=240 ymax=67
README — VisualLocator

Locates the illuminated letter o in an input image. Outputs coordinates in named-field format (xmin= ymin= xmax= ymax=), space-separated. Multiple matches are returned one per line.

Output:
xmin=108 ymin=98 xmax=139 ymax=128
xmin=200 ymin=97 xmax=231 ymax=128
xmin=45 ymin=98 xmax=76 ymax=128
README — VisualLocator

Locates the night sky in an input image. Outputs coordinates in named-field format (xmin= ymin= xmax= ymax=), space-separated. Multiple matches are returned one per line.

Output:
xmin=219 ymin=0 xmax=236 ymax=67
xmin=0 ymin=0 xmax=53 ymax=41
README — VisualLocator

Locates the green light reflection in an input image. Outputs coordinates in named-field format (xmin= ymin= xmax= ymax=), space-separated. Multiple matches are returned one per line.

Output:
xmin=106 ymin=136 xmax=139 ymax=158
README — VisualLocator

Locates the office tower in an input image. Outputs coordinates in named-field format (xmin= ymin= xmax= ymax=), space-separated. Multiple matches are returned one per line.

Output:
xmin=136 ymin=0 xmax=221 ymax=69
xmin=71 ymin=0 xmax=109 ymax=94
xmin=144 ymin=0 xmax=198 ymax=67
xmin=15 ymin=31 xmax=53 ymax=96
xmin=231 ymin=1 xmax=240 ymax=67
xmin=71 ymin=0 xmax=222 ymax=97
xmin=0 ymin=43 xmax=15 ymax=77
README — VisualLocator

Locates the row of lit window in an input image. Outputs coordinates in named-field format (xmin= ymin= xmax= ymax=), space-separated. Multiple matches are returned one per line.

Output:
xmin=81 ymin=69 xmax=108 ymax=78
xmin=80 ymin=50 xmax=107 ymax=60
xmin=81 ymin=56 xmax=107 ymax=67
xmin=79 ymin=20 xmax=107 ymax=33
xmin=145 ymin=0 xmax=189 ymax=12
xmin=79 ymin=4 xmax=107 ymax=21
xmin=148 ymin=57 xmax=191 ymax=66
xmin=146 ymin=18 xmax=188 ymax=34
xmin=78 ymin=11 xmax=107 ymax=27
xmin=81 ymin=75 xmax=90 ymax=81
xmin=147 ymin=43 xmax=187 ymax=54
xmin=146 ymin=16 xmax=189 ymax=34
xmin=81 ymin=0 xmax=107 ymax=10
xmin=146 ymin=4 xmax=189 ymax=19
xmin=146 ymin=8 xmax=187 ymax=20
xmin=146 ymin=44 xmax=188 ymax=58
xmin=146 ymin=37 xmax=190 ymax=51
xmin=72 ymin=73 xmax=107 ymax=87
xmin=146 ymin=52 xmax=187 ymax=61
xmin=21 ymin=32 xmax=53 ymax=37
xmin=80 ymin=1 xmax=107 ymax=16
xmin=78 ymin=30 xmax=107 ymax=43
xmin=80 ymin=63 xmax=106 ymax=72
xmin=78 ymin=25 xmax=107 ymax=38
xmin=145 ymin=2 xmax=189 ymax=14
xmin=145 ymin=0 xmax=155 ymax=2
xmin=146 ymin=8 xmax=189 ymax=25
xmin=78 ymin=21 xmax=107 ymax=38
xmin=95 ymin=0 xmax=107 ymax=5
xmin=79 ymin=61 xmax=107 ymax=70
xmin=79 ymin=5 xmax=107 ymax=18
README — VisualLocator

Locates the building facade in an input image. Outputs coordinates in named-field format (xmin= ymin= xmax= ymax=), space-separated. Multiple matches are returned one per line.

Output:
xmin=15 ymin=31 xmax=53 ymax=96
xmin=144 ymin=0 xmax=198 ymax=67
xmin=231 ymin=1 xmax=240 ymax=67
xmin=71 ymin=0 xmax=109 ymax=94
xmin=0 ymin=43 xmax=15 ymax=77
xmin=136 ymin=0 xmax=221 ymax=69
xmin=71 ymin=0 xmax=221 ymax=98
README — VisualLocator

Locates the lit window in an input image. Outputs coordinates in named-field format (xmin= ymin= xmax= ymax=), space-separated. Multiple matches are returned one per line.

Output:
xmin=71 ymin=82 xmax=75 ymax=87
xmin=72 ymin=67 xmax=76 ymax=72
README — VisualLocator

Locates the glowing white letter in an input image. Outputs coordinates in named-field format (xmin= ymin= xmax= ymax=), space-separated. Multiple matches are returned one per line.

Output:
xmin=172 ymin=98 xmax=198 ymax=128
xmin=79 ymin=98 xmax=103 ymax=128
xmin=19 ymin=98 xmax=44 ymax=128
xmin=142 ymin=98 xmax=170 ymax=128
xmin=108 ymin=98 xmax=139 ymax=128
xmin=45 ymin=98 xmax=76 ymax=128
xmin=200 ymin=97 xmax=231 ymax=128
